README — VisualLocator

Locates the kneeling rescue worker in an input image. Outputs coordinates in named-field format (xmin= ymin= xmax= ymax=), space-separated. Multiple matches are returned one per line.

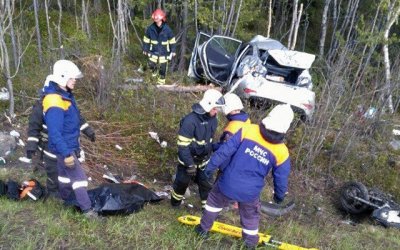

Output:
xmin=171 ymin=89 xmax=225 ymax=209
xmin=195 ymin=104 xmax=294 ymax=249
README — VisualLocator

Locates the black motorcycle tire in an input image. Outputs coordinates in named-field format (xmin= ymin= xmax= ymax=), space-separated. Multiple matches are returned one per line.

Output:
xmin=340 ymin=181 xmax=370 ymax=214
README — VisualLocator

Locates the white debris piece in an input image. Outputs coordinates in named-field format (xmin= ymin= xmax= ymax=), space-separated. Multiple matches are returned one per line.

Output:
xmin=9 ymin=130 xmax=20 ymax=138
xmin=19 ymin=156 xmax=32 ymax=164
xmin=78 ymin=150 xmax=85 ymax=163
xmin=17 ymin=139 xmax=25 ymax=147
xmin=155 ymin=191 xmax=169 ymax=198
xmin=149 ymin=131 xmax=161 ymax=144
xmin=0 ymin=88 xmax=9 ymax=101
xmin=160 ymin=141 xmax=167 ymax=148
xmin=115 ymin=145 xmax=123 ymax=150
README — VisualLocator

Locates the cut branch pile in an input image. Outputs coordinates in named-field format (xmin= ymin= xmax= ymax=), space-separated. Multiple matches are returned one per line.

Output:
xmin=81 ymin=120 xmax=149 ymax=183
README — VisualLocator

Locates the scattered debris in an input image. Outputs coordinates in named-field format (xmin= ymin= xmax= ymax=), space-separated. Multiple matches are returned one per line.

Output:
xmin=149 ymin=131 xmax=168 ymax=148
xmin=340 ymin=220 xmax=357 ymax=226
xmin=0 ymin=132 xmax=17 ymax=157
xmin=0 ymin=87 xmax=9 ymax=101
xmin=155 ymin=191 xmax=169 ymax=198
xmin=9 ymin=130 xmax=20 ymax=138
xmin=17 ymin=139 xmax=25 ymax=147
xmin=18 ymin=157 xmax=32 ymax=164
xmin=125 ymin=78 xmax=144 ymax=83
xmin=0 ymin=157 xmax=6 ymax=165
xmin=115 ymin=145 xmax=123 ymax=150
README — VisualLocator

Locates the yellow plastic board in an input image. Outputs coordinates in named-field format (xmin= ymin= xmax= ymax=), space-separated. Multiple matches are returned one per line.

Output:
xmin=178 ymin=215 xmax=318 ymax=250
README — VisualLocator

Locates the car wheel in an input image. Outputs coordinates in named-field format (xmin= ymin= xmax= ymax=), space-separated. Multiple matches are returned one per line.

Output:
xmin=340 ymin=181 xmax=370 ymax=214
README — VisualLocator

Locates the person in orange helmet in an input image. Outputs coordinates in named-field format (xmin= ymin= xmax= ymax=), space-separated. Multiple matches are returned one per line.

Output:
xmin=143 ymin=9 xmax=176 ymax=85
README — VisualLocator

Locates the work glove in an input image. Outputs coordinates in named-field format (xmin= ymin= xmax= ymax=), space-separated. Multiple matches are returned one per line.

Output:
xmin=186 ymin=165 xmax=197 ymax=177
xmin=82 ymin=126 xmax=96 ymax=142
xmin=26 ymin=150 xmax=36 ymax=159
xmin=64 ymin=155 xmax=75 ymax=168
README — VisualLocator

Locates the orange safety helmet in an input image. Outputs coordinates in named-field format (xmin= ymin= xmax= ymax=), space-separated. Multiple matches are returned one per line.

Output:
xmin=152 ymin=9 xmax=166 ymax=22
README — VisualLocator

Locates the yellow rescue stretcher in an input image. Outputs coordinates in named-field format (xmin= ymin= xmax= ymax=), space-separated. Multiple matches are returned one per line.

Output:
xmin=178 ymin=215 xmax=318 ymax=250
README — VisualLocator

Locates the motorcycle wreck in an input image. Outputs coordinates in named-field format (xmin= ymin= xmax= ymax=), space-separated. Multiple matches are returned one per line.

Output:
xmin=339 ymin=181 xmax=400 ymax=229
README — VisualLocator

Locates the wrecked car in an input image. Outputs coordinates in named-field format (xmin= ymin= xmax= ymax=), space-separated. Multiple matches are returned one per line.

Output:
xmin=188 ymin=32 xmax=316 ymax=120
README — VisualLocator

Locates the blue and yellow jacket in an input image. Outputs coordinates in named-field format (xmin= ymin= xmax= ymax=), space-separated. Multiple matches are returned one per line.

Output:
xmin=42 ymin=82 xmax=81 ymax=157
xmin=177 ymin=103 xmax=218 ymax=168
xmin=205 ymin=123 xmax=291 ymax=202
xmin=219 ymin=111 xmax=251 ymax=143
xmin=143 ymin=22 xmax=176 ymax=63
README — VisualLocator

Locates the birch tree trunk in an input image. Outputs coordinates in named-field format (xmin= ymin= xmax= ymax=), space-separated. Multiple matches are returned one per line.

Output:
xmin=224 ymin=0 xmax=236 ymax=36
xmin=178 ymin=0 xmax=188 ymax=71
xmin=290 ymin=3 xmax=303 ymax=50
xmin=211 ymin=0 xmax=216 ymax=35
xmin=287 ymin=0 xmax=298 ymax=49
xmin=57 ymin=0 xmax=64 ymax=58
xmin=230 ymin=0 xmax=242 ymax=37
xmin=6 ymin=0 xmax=18 ymax=69
xmin=219 ymin=0 xmax=227 ymax=35
xmin=44 ymin=0 xmax=53 ymax=48
xmin=74 ymin=0 xmax=79 ymax=30
xmin=82 ymin=0 xmax=91 ymax=39
xmin=319 ymin=0 xmax=331 ymax=57
xmin=267 ymin=0 xmax=272 ymax=38
xmin=0 ymin=1 xmax=14 ymax=117
xmin=194 ymin=0 xmax=198 ymax=34
xmin=33 ymin=0 xmax=43 ymax=63
xmin=382 ymin=1 xmax=400 ymax=113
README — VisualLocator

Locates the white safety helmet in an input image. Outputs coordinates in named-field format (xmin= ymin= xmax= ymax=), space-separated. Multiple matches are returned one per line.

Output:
xmin=199 ymin=89 xmax=225 ymax=113
xmin=222 ymin=93 xmax=244 ymax=115
xmin=262 ymin=104 xmax=294 ymax=134
xmin=48 ymin=60 xmax=83 ymax=87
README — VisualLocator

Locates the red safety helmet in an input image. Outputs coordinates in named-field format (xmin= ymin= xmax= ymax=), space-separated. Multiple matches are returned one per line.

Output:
xmin=152 ymin=9 xmax=166 ymax=22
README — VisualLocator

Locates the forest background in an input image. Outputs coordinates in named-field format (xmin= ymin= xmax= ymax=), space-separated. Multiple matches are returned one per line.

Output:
xmin=0 ymin=0 xmax=400 ymax=249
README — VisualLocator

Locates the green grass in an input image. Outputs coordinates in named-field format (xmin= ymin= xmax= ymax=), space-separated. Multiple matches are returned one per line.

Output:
xmin=1 ymin=166 xmax=400 ymax=250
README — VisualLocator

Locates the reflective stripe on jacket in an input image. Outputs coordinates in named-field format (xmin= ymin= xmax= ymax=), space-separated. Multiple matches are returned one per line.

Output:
xmin=143 ymin=22 xmax=176 ymax=61
xmin=42 ymin=82 xmax=81 ymax=157
xmin=177 ymin=103 xmax=218 ymax=167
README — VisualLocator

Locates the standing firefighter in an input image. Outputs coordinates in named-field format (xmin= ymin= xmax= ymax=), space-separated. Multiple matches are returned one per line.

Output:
xmin=171 ymin=89 xmax=225 ymax=209
xmin=195 ymin=104 xmax=294 ymax=249
xmin=143 ymin=9 xmax=176 ymax=85
xmin=42 ymin=60 xmax=98 ymax=219
xmin=25 ymin=97 xmax=95 ymax=199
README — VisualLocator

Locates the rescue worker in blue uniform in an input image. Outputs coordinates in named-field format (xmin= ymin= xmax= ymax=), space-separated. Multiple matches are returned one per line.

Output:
xmin=195 ymin=104 xmax=294 ymax=248
xmin=218 ymin=93 xmax=251 ymax=148
xmin=143 ymin=9 xmax=176 ymax=85
xmin=171 ymin=89 xmax=225 ymax=209
xmin=26 ymin=96 xmax=95 ymax=199
xmin=42 ymin=60 xmax=98 ymax=219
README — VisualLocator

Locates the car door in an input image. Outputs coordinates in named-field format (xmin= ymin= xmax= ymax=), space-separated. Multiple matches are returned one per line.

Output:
xmin=198 ymin=35 xmax=243 ymax=86
xmin=188 ymin=32 xmax=211 ymax=80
